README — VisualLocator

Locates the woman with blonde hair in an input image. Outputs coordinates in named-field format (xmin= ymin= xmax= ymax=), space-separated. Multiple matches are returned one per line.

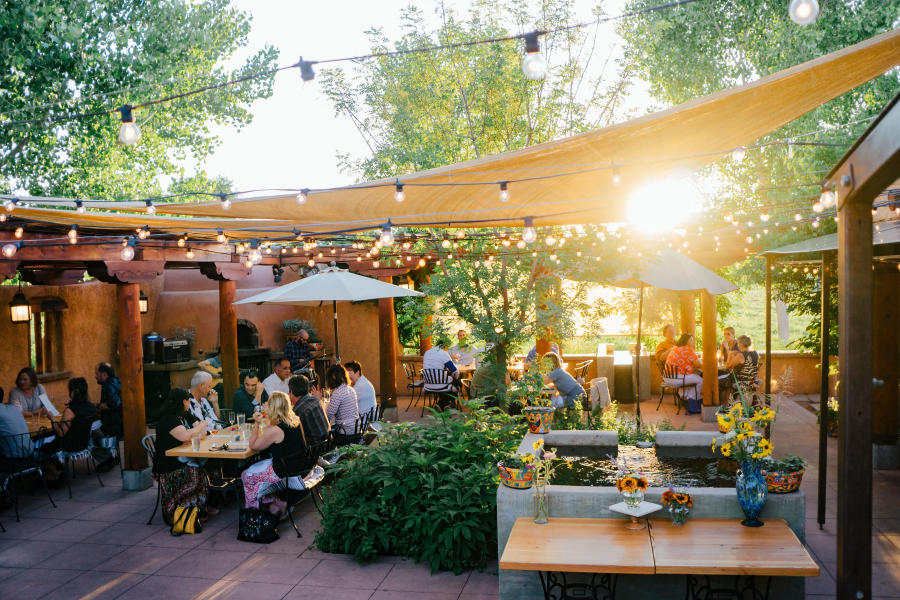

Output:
xmin=542 ymin=352 xmax=585 ymax=409
xmin=240 ymin=391 xmax=308 ymax=515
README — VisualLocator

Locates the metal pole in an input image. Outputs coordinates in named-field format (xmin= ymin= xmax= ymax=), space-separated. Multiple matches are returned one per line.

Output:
xmin=332 ymin=300 xmax=340 ymax=363
xmin=765 ymin=255 xmax=772 ymax=400
xmin=817 ymin=252 xmax=832 ymax=530
xmin=634 ymin=286 xmax=644 ymax=425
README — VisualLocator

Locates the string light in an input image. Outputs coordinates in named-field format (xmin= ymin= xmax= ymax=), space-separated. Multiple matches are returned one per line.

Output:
xmin=760 ymin=212 xmax=770 ymax=222
xmin=545 ymin=234 xmax=557 ymax=246
xmin=75 ymin=200 xmax=85 ymax=214
xmin=186 ymin=247 xmax=195 ymax=259
xmin=137 ymin=226 xmax=149 ymax=240
xmin=68 ymin=225 xmax=78 ymax=243
xmin=249 ymin=240 xmax=263 ymax=264
xmin=177 ymin=236 xmax=187 ymax=247
xmin=14 ymin=227 xmax=23 ymax=238
xmin=0 ymin=214 xmax=5 ymax=222
xmin=812 ymin=200 xmax=824 ymax=213
xmin=244 ymin=256 xmax=254 ymax=269
xmin=499 ymin=181 xmax=510 ymax=202
xmin=220 ymin=194 xmax=232 ymax=210
xmin=307 ymin=258 xmax=315 ymax=267
xmin=216 ymin=229 xmax=227 ymax=243
xmin=121 ymin=238 xmax=136 ymax=261
xmin=380 ymin=221 xmax=394 ymax=245
xmin=521 ymin=31 xmax=547 ymax=80
xmin=118 ymin=105 xmax=141 ymax=145
xmin=145 ymin=200 xmax=156 ymax=215
xmin=372 ymin=260 xmax=380 ymax=268
xmin=794 ymin=213 xmax=802 ymax=221
xmin=5 ymin=198 xmax=16 ymax=212
xmin=418 ymin=258 xmax=426 ymax=267
xmin=732 ymin=146 xmax=746 ymax=162
xmin=820 ymin=186 xmax=836 ymax=208
xmin=441 ymin=235 xmax=451 ymax=249
xmin=2 ymin=241 xmax=20 ymax=257
xmin=789 ymin=0 xmax=819 ymax=25
xmin=611 ymin=167 xmax=622 ymax=187
xmin=394 ymin=183 xmax=405 ymax=203
xmin=296 ymin=188 xmax=309 ymax=205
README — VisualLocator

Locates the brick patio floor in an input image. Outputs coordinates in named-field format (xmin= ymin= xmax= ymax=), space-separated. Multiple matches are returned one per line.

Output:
xmin=0 ymin=393 xmax=897 ymax=599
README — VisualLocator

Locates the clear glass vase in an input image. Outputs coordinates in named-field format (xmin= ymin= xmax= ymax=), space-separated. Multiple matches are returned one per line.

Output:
xmin=533 ymin=484 xmax=549 ymax=524
xmin=668 ymin=504 xmax=690 ymax=525
xmin=622 ymin=489 xmax=644 ymax=508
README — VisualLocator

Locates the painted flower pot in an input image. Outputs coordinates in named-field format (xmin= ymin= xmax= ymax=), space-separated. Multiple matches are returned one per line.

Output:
xmin=763 ymin=468 xmax=805 ymax=494
xmin=498 ymin=462 xmax=534 ymax=489
xmin=523 ymin=406 xmax=555 ymax=434
xmin=827 ymin=418 xmax=838 ymax=438
xmin=736 ymin=461 xmax=767 ymax=527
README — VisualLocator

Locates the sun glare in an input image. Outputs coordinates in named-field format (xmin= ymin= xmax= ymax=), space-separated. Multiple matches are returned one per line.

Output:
xmin=626 ymin=177 xmax=703 ymax=234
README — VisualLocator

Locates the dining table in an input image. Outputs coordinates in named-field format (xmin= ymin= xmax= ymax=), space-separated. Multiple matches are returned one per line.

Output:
xmin=27 ymin=415 xmax=57 ymax=439
xmin=165 ymin=428 xmax=258 ymax=460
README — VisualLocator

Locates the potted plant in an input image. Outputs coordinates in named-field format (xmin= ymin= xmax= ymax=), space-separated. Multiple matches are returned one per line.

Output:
xmin=529 ymin=438 xmax=572 ymax=524
xmin=711 ymin=400 xmax=775 ymax=527
xmin=611 ymin=455 xmax=648 ymax=508
xmin=498 ymin=452 xmax=535 ymax=489
xmin=512 ymin=363 xmax=554 ymax=434
xmin=762 ymin=454 xmax=807 ymax=494
xmin=661 ymin=484 xmax=693 ymax=525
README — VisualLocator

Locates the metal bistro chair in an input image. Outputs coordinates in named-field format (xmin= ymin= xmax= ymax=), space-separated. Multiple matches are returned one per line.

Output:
xmin=402 ymin=361 xmax=424 ymax=410
xmin=141 ymin=434 xmax=161 ymax=525
xmin=0 ymin=431 xmax=57 ymax=522
xmin=657 ymin=362 xmax=691 ymax=415
xmin=573 ymin=359 xmax=594 ymax=406
xmin=420 ymin=368 xmax=459 ymax=416
xmin=273 ymin=437 xmax=333 ymax=538
xmin=46 ymin=419 xmax=104 ymax=499
xmin=336 ymin=405 xmax=384 ymax=447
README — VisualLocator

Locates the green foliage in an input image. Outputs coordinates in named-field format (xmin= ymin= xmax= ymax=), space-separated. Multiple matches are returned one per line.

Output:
xmin=590 ymin=401 xmax=683 ymax=444
xmin=766 ymin=453 xmax=807 ymax=473
xmin=0 ymin=0 xmax=278 ymax=198
xmin=395 ymin=295 xmax=431 ymax=351
xmin=314 ymin=401 xmax=526 ymax=573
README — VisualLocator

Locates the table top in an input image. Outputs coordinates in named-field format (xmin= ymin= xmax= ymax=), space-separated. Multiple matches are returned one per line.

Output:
xmin=649 ymin=518 xmax=820 ymax=577
xmin=27 ymin=416 xmax=56 ymax=436
xmin=499 ymin=517 xmax=656 ymax=575
xmin=164 ymin=430 xmax=257 ymax=460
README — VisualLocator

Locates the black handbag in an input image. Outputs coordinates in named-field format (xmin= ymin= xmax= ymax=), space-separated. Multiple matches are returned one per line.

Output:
xmin=237 ymin=507 xmax=280 ymax=544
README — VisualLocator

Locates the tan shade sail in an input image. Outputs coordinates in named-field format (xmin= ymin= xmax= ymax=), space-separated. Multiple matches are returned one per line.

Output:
xmin=612 ymin=250 xmax=738 ymax=295
xmin=127 ymin=27 xmax=900 ymax=232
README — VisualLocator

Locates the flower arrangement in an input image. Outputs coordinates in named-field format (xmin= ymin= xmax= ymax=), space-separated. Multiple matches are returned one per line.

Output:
xmin=610 ymin=455 xmax=648 ymax=508
xmin=661 ymin=484 xmax=693 ymax=525
xmin=711 ymin=401 xmax=775 ymax=463
xmin=498 ymin=452 xmax=535 ymax=489
xmin=529 ymin=438 xmax=572 ymax=523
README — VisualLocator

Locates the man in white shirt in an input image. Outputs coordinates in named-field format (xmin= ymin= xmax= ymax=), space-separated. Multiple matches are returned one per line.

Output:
xmin=449 ymin=329 xmax=477 ymax=368
xmin=263 ymin=358 xmax=292 ymax=396
xmin=422 ymin=340 xmax=460 ymax=393
xmin=344 ymin=360 xmax=377 ymax=416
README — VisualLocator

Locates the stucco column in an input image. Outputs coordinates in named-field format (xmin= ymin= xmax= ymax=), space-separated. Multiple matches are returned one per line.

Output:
xmin=378 ymin=276 xmax=399 ymax=420
xmin=700 ymin=291 xmax=718 ymax=409
xmin=679 ymin=291 xmax=696 ymax=337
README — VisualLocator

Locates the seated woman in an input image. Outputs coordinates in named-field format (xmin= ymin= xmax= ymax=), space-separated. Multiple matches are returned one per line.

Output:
xmin=664 ymin=334 xmax=704 ymax=408
xmin=241 ymin=391 xmax=309 ymax=516
xmin=38 ymin=378 xmax=97 ymax=480
xmin=9 ymin=367 xmax=51 ymax=418
xmin=153 ymin=387 xmax=212 ymax=524
xmin=324 ymin=364 xmax=359 ymax=435
xmin=718 ymin=327 xmax=739 ymax=363
xmin=188 ymin=371 xmax=222 ymax=432
xmin=543 ymin=352 xmax=585 ymax=409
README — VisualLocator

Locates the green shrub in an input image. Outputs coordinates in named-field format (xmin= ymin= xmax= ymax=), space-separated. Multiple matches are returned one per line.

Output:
xmin=314 ymin=401 xmax=526 ymax=573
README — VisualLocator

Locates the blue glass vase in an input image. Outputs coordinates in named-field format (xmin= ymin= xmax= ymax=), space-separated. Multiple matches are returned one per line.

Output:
xmin=736 ymin=461 xmax=767 ymax=527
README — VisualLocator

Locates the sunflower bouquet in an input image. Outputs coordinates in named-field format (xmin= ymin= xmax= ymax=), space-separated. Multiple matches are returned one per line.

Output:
xmin=610 ymin=456 xmax=649 ymax=508
xmin=661 ymin=484 xmax=693 ymax=525
xmin=711 ymin=401 xmax=775 ymax=464
xmin=528 ymin=438 xmax=573 ymax=523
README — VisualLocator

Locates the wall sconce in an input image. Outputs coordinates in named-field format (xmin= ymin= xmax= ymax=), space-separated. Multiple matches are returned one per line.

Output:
xmin=139 ymin=290 xmax=149 ymax=314
xmin=9 ymin=284 xmax=30 ymax=323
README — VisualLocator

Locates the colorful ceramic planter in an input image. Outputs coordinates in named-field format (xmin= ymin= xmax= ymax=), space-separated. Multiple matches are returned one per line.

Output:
xmin=523 ymin=406 xmax=555 ymax=434
xmin=763 ymin=468 xmax=804 ymax=493
xmin=498 ymin=462 xmax=534 ymax=489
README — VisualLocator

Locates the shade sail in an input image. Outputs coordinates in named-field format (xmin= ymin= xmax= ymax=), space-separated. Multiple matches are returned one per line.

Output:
xmin=762 ymin=220 xmax=900 ymax=255
xmin=234 ymin=267 xmax=423 ymax=305
xmin=127 ymin=27 xmax=900 ymax=232
xmin=612 ymin=250 xmax=738 ymax=295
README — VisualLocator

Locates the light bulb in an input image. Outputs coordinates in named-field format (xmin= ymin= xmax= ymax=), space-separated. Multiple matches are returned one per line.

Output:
xmin=380 ymin=222 xmax=394 ymax=246
xmin=820 ymin=189 xmax=836 ymax=208
xmin=517 ymin=240 xmax=526 ymax=249
xmin=297 ymin=189 xmax=309 ymax=205
xmin=145 ymin=201 xmax=155 ymax=215
xmin=522 ymin=217 xmax=537 ymax=243
xmin=372 ymin=260 xmax=380 ymax=269
xmin=177 ymin=237 xmax=186 ymax=247
xmin=545 ymin=234 xmax=556 ymax=246
xmin=394 ymin=183 xmax=405 ymax=203
xmin=76 ymin=200 xmax=85 ymax=214
xmin=14 ymin=227 xmax=23 ymax=238
xmin=121 ymin=244 xmax=135 ymax=261
xmin=249 ymin=249 xmax=263 ymax=264
xmin=732 ymin=147 xmax=746 ymax=162
xmin=441 ymin=237 xmax=451 ymax=248
xmin=418 ymin=258 xmax=426 ymax=268
xmin=0 ymin=214 xmax=6 ymax=222
xmin=813 ymin=219 xmax=820 ymax=228
xmin=216 ymin=230 xmax=227 ymax=243
xmin=745 ymin=236 xmax=753 ymax=244
xmin=221 ymin=196 xmax=232 ymax=210
xmin=521 ymin=32 xmax=547 ymax=80
xmin=186 ymin=247 xmax=195 ymax=259
xmin=794 ymin=213 xmax=802 ymax=221
xmin=2 ymin=242 xmax=18 ymax=257
xmin=244 ymin=257 xmax=253 ymax=269
xmin=611 ymin=168 xmax=621 ymax=187
xmin=5 ymin=199 xmax=15 ymax=212
xmin=789 ymin=0 xmax=819 ymax=25
xmin=760 ymin=213 xmax=770 ymax=222
xmin=68 ymin=226 xmax=78 ymax=240
xmin=138 ymin=228 xmax=149 ymax=240
xmin=499 ymin=182 xmax=509 ymax=202
xmin=118 ymin=105 xmax=141 ymax=145
xmin=812 ymin=201 xmax=824 ymax=213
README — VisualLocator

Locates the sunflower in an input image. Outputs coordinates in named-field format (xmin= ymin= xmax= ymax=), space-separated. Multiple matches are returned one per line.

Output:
xmin=755 ymin=438 xmax=773 ymax=458
xmin=533 ymin=439 xmax=544 ymax=450
xmin=729 ymin=402 xmax=743 ymax=417
xmin=739 ymin=421 xmax=755 ymax=434
xmin=523 ymin=454 xmax=536 ymax=463
xmin=717 ymin=415 xmax=735 ymax=432
xmin=674 ymin=493 xmax=690 ymax=505
xmin=661 ymin=490 xmax=675 ymax=505
xmin=635 ymin=476 xmax=648 ymax=492
xmin=619 ymin=477 xmax=638 ymax=493
xmin=566 ymin=460 xmax=573 ymax=469
xmin=721 ymin=442 xmax=733 ymax=457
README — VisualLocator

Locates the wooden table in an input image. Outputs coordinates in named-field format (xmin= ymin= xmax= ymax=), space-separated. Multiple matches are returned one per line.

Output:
xmin=164 ymin=430 xmax=257 ymax=460
xmin=27 ymin=416 xmax=56 ymax=438
xmin=500 ymin=517 xmax=818 ymax=600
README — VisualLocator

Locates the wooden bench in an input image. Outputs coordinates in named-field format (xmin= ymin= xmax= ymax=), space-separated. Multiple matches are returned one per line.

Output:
xmin=499 ymin=517 xmax=819 ymax=600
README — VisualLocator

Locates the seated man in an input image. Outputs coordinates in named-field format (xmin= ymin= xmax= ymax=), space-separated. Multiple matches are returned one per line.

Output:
xmin=344 ymin=361 xmax=377 ymax=416
xmin=233 ymin=370 xmax=268 ymax=421
xmin=263 ymin=358 xmax=292 ymax=396
xmin=0 ymin=387 xmax=34 ymax=462
xmin=284 ymin=329 xmax=313 ymax=372
xmin=288 ymin=374 xmax=330 ymax=444
xmin=93 ymin=362 xmax=122 ymax=472
xmin=422 ymin=337 xmax=461 ymax=408
xmin=654 ymin=324 xmax=676 ymax=363
xmin=449 ymin=329 xmax=477 ymax=368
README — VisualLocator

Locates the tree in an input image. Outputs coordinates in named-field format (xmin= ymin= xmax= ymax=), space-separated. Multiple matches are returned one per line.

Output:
xmin=0 ymin=0 xmax=278 ymax=200
xmin=617 ymin=0 xmax=900 ymax=351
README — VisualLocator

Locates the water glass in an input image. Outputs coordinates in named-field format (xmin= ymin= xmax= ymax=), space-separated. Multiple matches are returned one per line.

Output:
xmin=237 ymin=413 xmax=246 ymax=427
xmin=191 ymin=435 xmax=201 ymax=452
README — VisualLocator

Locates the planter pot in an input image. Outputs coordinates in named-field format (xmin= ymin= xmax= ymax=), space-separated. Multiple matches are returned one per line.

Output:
xmin=523 ymin=406 xmax=555 ymax=434
xmin=763 ymin=468 xmax=804 ymax=493
xmin=498 ymin=462 xmax=534 ymax=489
xmin=736 ymin=461 xmax=767 ymax=527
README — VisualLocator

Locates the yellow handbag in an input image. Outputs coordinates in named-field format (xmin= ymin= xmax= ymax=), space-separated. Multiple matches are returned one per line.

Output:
xmin=170 ymin=506 xmax=202 ymax=535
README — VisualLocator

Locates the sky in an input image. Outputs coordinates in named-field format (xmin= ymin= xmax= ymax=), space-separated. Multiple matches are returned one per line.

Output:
xmin=199 ymin=0 xmax=639 ymax=194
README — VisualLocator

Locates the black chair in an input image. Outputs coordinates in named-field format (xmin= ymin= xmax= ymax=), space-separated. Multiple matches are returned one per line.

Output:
xmin=141 ymin=434 xmax=161 ymax=525
xmin=0 ymin=431 xmax=57 ymax=522
xmin=401 ymin=362 xmax=424 ymax=410
xmin=420 ymin=369 xmax=459 ymax=415
xmin=273 ymin=437 xmax=333 ymax=538
xmin=657 ymin=362 xmax=690 ymax=415
xmin=336 ymin=406 xmax=384 ymax=447
xmin=39 ymin=419 xmax=103 ymax=499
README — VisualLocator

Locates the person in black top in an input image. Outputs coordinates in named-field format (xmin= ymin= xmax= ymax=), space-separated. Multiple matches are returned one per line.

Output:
xmin=154 ymin=387 xmax=211 ymax=525
xmin=288 ymin=374 xmax=330 ymax=444
xmin=38 ymin=378 xmax=97 ymax=480
xmin=241 ymin=391 xmax=309 ymax=516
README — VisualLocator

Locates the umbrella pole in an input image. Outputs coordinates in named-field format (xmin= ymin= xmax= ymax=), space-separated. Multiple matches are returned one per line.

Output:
xmin=634 ymin=286 xmax=644 ymax=426
xmin=332 ymin=300 xmax=340 ymax=363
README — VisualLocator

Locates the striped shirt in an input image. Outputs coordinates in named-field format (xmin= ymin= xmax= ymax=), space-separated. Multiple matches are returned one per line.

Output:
xmin=326 ymin=384 xmax=359 ymax=433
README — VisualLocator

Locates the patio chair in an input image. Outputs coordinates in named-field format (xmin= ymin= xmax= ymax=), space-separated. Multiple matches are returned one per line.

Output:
xmin=273 ymin=437 xmax=333 ymax=538
xmin=141 ymin=434 xmax=161 ymax=525
xmin=657 ymin=362 xmax=689 ymax=415
xmin=0 ymin=431 xmax=57 ymax=522
xmin=573 ymin=359 xmax=594 ymax=402
xmin=46 ymin=419 xmax=104 ymax=499
xmin=401 ymin=361 xmax=424 ymax=410
xmin=420 ymin=368 xmax=460 ymax=415
xmin=335 ymin=406 xmax=380 ymax=446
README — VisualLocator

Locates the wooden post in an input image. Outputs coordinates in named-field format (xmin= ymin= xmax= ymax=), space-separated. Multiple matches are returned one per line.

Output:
xmin=837 ymin=185 xmax=873 ymax=600
xmin=633 ymin=286 xmax=644 ymax=424
xmin=872 ymin=261 xmax=900 ymax=446
xmin=700 ymin=290 xmax=718 ymax=406
xmin=765 ymin=255 xmax=773 ymax=398
xmin=218 ymin=279 xmax=239 ymax=409
xmin=817 ymin=252 xmax=832 ymax=530
xmin=678 ymin=291 xmax=695 ymax=336
xmin=116 ymin=283 xmax=148 ymax=475
xmin=378 ymin=276 xmax=399 ymax=420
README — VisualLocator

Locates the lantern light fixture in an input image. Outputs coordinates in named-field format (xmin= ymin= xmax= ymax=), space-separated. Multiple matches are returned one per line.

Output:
xmin=9 ymin=284 xmax=30 ymax=323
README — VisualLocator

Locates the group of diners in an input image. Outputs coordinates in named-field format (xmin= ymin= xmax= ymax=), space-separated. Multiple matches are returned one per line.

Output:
xmin=0 ymin=363 xmax=123 ymax=480
xmin=152 ymin=359 xmax=378 ymax=524
xmin=654 ymin=323 xmax=761 ymax=411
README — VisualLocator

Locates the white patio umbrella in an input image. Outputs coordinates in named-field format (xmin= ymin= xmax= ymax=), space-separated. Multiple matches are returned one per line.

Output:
xmin=611 ymin=251 xmax=738 ymax=423
xmin=235 ymin=266 xmax=424 ymax=362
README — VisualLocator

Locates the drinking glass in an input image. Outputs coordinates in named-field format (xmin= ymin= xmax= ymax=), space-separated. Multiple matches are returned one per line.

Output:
xmin=191 ymin=435 xmax=201 ymax=452
xmin=237 ymin=413 xmax=245 ymax=427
